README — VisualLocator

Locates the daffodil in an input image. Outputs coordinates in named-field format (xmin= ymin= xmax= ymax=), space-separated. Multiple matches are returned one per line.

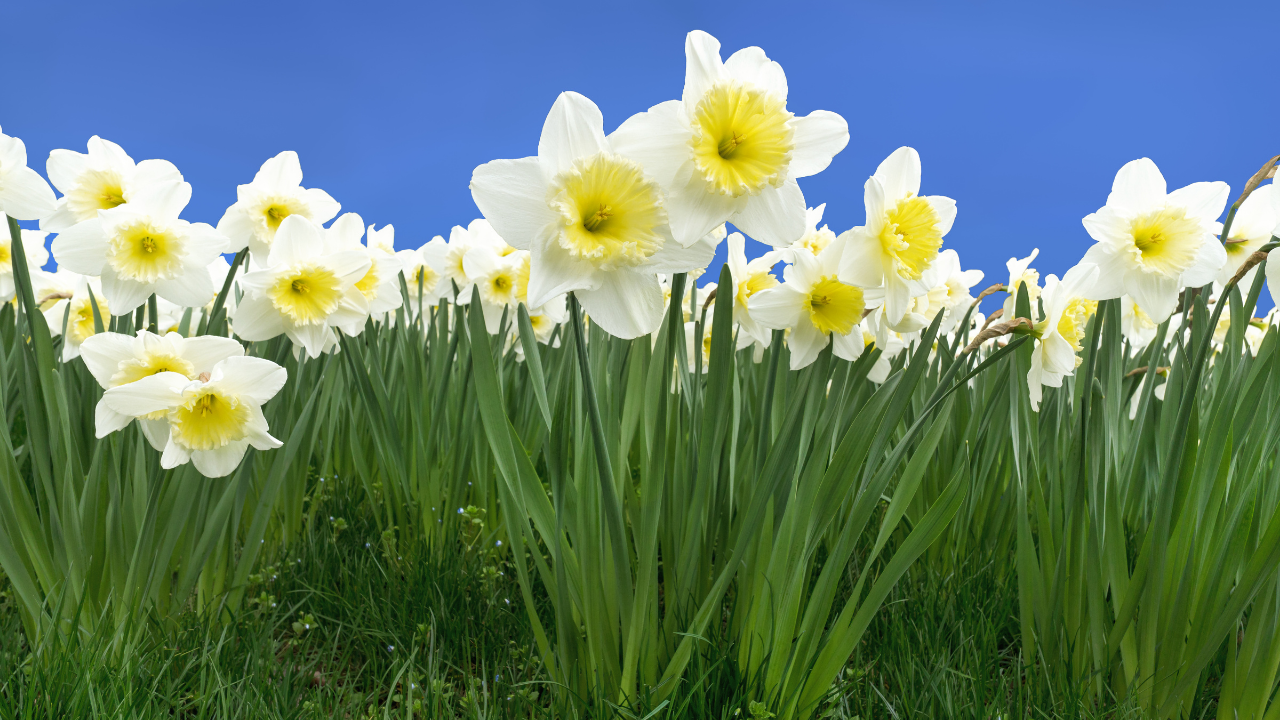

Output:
xmin=792 ymin=204 xmax=837 ymax=256
xmin=1027 ymin=264 xmax=1100 ymax=411
xmin=0 ymin=126 xmax=57 ymax=221
xmin=101 ymin=356 xmax=287 ymax=477
xmin=859 ymin=310 xmax=906 ymax=383
xmin=1002 ymin=249 xmax=1042 ymax=319
xmin=1 ymin=214 xmax=49 ymax=303
xmin=462 ymin=243 xmax=527 ymax=333
xmin=444 ymin=219 xmax=512 ymax=301
xmin=1219 ymin=184 xmax=1275 ymax=286
xmin=43 ymin=274 xmax=109 ymax=361
xmin=80 ymin=330 xmax=245 ymax=449
xmin=322 ymin=214 xmax=405 ymax=335
xmin=50 ymin=176 xmax=228 ymax=314
xmin=216 ymin=151 xmax=341 ymax=265
xmin=837 ymin=147 xmax=957 ymax=326
xmin=42 ymin=136 xmax=184 ymax=232
xmin=931 ymin=249 xmax=984 ymax=333
xmin=232 ymin=215 xmax=371 ymax=357
xmin=470 ymin=91 xmax=708 ymax=339
xmin=397 ymin=236 xmax=451 ymax=315
xmin=1079 ymin=158 xmax=1229 ymax=323
xmin=749 ymin=242 xmax=881 ymax=369
xmin=1120 ymin=295 xmax=1159 ymax=356
xmin=725 ymin=231 xmax=786 ymax=347
xmin=609 ymin=31 xmax=848 ymax=247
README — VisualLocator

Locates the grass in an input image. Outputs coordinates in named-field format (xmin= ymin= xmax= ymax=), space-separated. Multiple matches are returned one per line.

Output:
xmin=0 ymin=487 xmax=1229 ymax=719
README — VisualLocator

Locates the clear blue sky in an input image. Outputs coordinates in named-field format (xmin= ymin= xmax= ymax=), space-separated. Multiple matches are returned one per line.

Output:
xmin=5 ymin=0 xmax=1278 ymax=293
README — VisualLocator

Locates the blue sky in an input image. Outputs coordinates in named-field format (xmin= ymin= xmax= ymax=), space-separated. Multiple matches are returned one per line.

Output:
xmin=5 ymin=0 xmax=1279 ymax=293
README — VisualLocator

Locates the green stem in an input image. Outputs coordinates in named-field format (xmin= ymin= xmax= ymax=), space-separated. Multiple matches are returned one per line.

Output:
xmin=203 ymin=248 xmax=248 ymax=336
xmin=147 ymin=294 xmax=159 ymax=334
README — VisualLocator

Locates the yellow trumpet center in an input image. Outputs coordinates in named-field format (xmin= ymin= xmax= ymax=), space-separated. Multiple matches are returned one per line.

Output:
xmin=170 ymin=389 xmax=251 ymax=451
xmin=549 ymin=153 xmax=666 ymax=270
xmin=804 ymin=276 xmax=865 ymax=336
xmin=689 ymin=82 xmax=794 ymax=197
xmin=878 ymin=195 xmax=943 ymax=281
xmin=110 ymin=351 xmax=196 ymax=387
xmin=796 ymin=226 xmax=836 ymax=256
xmin=268 ymin=264 xmax=343 ymax=325
xmin=108 ymin=220 xmax=185 ymax=283
xmin=251 ymin=194 xmax=312 ymax=242
xmin=0 ymin=241 xmax=10 ymax=269
xmin=68 ymin=296 xmax=109 ymax=345
xmin=66 ymin=168 xmax=127 ymax=221
xmin=354 ymin=257 xmax=380 ymax=299
xmin=1127 ymin=207 xmax=1204 ymax=276
xmin=736 ymin=269 xmax=778 ymax=309
xmin=1057 ymin=297 xmax=1097 ymax=354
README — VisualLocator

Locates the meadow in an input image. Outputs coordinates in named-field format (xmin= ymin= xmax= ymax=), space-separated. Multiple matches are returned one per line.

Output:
xmin=2 ymin=29 xmax=1280 ymax=720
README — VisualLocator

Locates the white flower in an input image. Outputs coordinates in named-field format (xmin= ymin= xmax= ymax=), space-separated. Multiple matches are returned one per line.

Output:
xmin=749 ymin=242 xmax=882 ymax=369
xmin=931 ymin=249 xmax=984 ymax=333
xmin=860 ymin=310 xmax=906 ymax=384
xmin=685 ymin=224 xmax=728 ymax=280
xmin=463 ymin=243 xmax=527 ymax=333
xmin=366 ymin=223 xmax=396 ymax=253
xmin=1 ymin=214 xmax=49 ymax=302
xmin=42 ymin=136 xmax=184 ymax=232
xmin=79 ymin=330 xmax=245 ymax=449
xmin=232 ymin=215 xmax=371 ymax=358
xmin=1120 ymin=295 xmax=1159 ymax=356
xmin=1220 ymin=183 xmax=1276 ymax=287
xmin=609 ymin=31 xmax=848 ymax=248
xmin=101 ymin=356 xmax=287 ymax=478
xmin=1079 ymin=158 xmax=1229 ymax=323
xmin=51 ymin=176 xmax=228 ymax=314
xmin=43 ymin=273 xmax=109 ymax=361
xmin=322 ymin=214 xmax=405 ymax=335
xmin=445 ymin=219 xmax=512 ymax=302
xmin=838 ymin=147 xmax=958 ymax=326
xmin=1002 ymin=249 xmax=1041 ymax=319
xmin=397 ymin=236 xmax=451 ymax=314
xmin=216 ymin=151 xmax=340 ymax=265
xmin=0 ymin=126 xmax=57 ymax=221
xmin=470 ymin=91 xmax=708 ymax=339
xmin=791 ymin=204 xmax=838 ymax=256
xmin=725 ymin=231 xmax=786 ymax=347
xmin=1027 ymin=264 xmax=1099 ymax=411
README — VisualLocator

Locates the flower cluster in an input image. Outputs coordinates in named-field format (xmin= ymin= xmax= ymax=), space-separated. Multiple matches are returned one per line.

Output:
xmin=2 ymin=30 xmax=1277 ymax=481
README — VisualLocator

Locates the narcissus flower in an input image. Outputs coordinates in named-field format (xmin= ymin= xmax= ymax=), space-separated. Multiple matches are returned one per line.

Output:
xmin=51 ymin=177 xmax=228 ymax=314
xmin=1219 ymin=184 xmax=1276 ymax=286
xmin=80 ymin=330 xmax=245 ymax=449
xmin=1120 ymin=295 xmax=1159 ymax=356
xmin=42 ymin=136 xmax=184 ymax=232
xmin=791 ymin=204 xmax=838 ymax=256
xmin=930 ymin=249 xmax=984 ymax=333
xmin=101 ymin=356 xmax=287 ymax=477
xmin=749 ymin=242 xmax=881 ymax=369
xmin=445 ymin=219 xmax=512 ymax=302
xmin=322 ymin=214 xmax=405 ymax=335
xmin=397 ymin=236 xmax=451 ymax=314
xmin=725 ymin=231 xmax=786 ymax=347
xmin=463 ymin=243 xmax=528 ymax=332
xmin=609 ymin=31 xmax=848 ymax=248
xmin=838 ymin=147 xmax=957 ymax=326
xmin=1080 ymin=158 xmax=1229 ymax=323
xmin=470 ymin=91 xmax=708 ymax=339
xmin=1 ymin=214 xmax=50 ymax=302
xmin=217 ymin=151 xmax=340 ymax=265
xmin=0 ymin=126 xmax=57 ymax=221
xmin=43 ymin=274 xmax=109 ymax=361
xmin=1002 ymin=249 xmax=1042 ymax=319
xmin=232 ymin=215 xmax=370 ymax=357
xmin=1028 ymin=264 xmax=1100 ymax=411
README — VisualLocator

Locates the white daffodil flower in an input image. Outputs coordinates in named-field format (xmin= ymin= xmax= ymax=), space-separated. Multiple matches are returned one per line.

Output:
xmin=443 ymin=219 xmax=512 ymax=302
xmin=1219 ymin=184 xmax=1276 ymax=287
xmin=397 ymin=236 xmax=451 ymax=316
xmin=42 ymin=136 xmax=184 ymax=232
xmin=1 ymin=214 xmax=50 ymax=302
xmin=216 ymin=151 xmax=341 ymax=266
xmin=931 ymin=249 xmax=984 ymax=334
xmin=837 ymin=147 xmax=958 ymax=326
xmin=1002 ymin=248 xmax=1042 ymax=319
xmin=101 ymin=355 xmax=286 ymax=478
xmin=1079 ymin=158 xmax=1229 ymax=323
xmin=0 ymin=126 xmax=57 ymax=221
xmin=609 ymin=31 xmax=848 ymax=248
xmin=32 ymin=267 xmax=82 ymax=312
xmin=725 ymin=231 xmax=786 ymax=347
xmin=749 ymin=242 xmax=882 ymax=370
xmin=1027 ymin=264 xmax=1100 ymax=412
xmin=232 ymin=215 xmax=371 ymax=358
xmin=1120 ymin=295 xmax=1159 ymax=356
xmin=321 ymin=214 xmax=405 ymax=335
xmin=860 ymin=311 xmax=907 ymax=384
xmin=51 ymin=177 xmax=228 ymax=315
xmin=791 ymin=204 xmax=838 ymax=256
xmin=470 ymin=91 xmax=708 ymax=339
xmin=366 ymin=223 xmax=396 ymax=253
xmin=43 ymin=274 xmax=109 ymax=360
xmin=685 ymin=224 xmax=728 ymax=281
xmin=80 ymin=330 xmax=245 ymax=449
xmin=463 ymin=243 xmax=528 ymax=333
